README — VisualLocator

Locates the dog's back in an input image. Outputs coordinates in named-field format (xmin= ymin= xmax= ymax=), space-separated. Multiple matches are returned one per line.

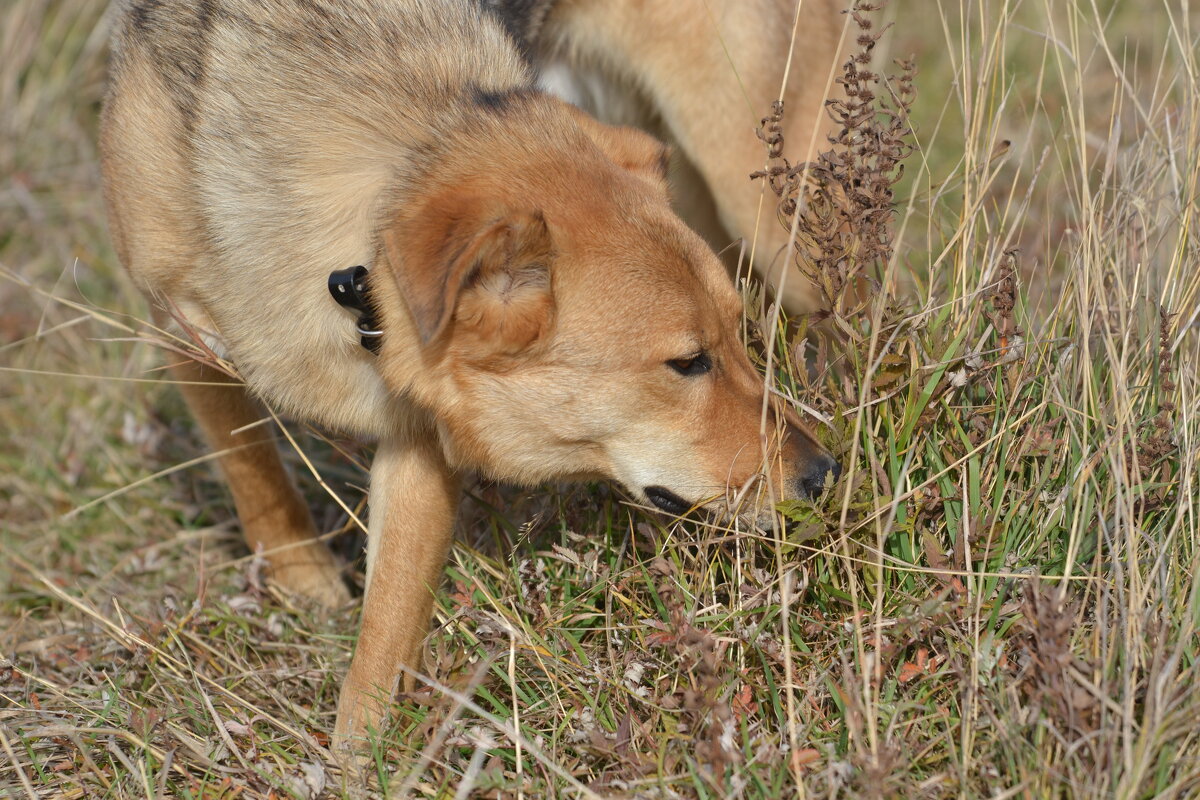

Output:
xmin=102 ymin=0 xmax=532 ymax=435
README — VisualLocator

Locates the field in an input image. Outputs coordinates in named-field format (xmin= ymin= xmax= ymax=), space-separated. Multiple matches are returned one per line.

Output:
xmin=2 ymin=1 xmax=1199 ymax=797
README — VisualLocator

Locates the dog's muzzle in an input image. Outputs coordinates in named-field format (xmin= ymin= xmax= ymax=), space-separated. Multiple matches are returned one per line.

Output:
xmin=796 ymin=454 xmax=840 ymax=499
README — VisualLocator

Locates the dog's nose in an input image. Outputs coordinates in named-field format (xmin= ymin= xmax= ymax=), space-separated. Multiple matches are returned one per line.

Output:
xmin=796 ymin=453 xmax=840 ymax=499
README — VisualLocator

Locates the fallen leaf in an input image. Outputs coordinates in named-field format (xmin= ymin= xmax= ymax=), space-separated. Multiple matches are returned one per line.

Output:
xmin=731 ymin=685 xmax=759 ymax=719
xmin=792 ymin=748 xmax=821 ymax=771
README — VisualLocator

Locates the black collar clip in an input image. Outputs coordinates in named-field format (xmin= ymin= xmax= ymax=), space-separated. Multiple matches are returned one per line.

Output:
xmin=328 ymin=265 xmax=382 ymax=354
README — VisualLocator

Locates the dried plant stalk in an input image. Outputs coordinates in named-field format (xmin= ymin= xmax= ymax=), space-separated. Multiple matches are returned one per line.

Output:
xmin=753 ymin=0 xmax=916 ymax=319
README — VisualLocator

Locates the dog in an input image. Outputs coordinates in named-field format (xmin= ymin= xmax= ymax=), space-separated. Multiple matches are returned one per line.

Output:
xmin=99 ymin=0 xmax=843 ymax=748
xmin=514 ymin=0 xmax=850 ymax=313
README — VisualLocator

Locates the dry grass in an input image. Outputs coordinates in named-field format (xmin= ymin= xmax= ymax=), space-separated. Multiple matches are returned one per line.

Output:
xmin=3 ymin=0 xmax=1199 ymax=797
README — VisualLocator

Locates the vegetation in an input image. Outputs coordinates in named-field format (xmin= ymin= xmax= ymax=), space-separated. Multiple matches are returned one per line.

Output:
xmin=2 ymin=1 xmax=1197 ymax=797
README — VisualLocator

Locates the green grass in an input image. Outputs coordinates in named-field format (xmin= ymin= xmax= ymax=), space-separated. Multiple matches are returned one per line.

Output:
xmin=3 ymin=0 xmax=1199 ymax=797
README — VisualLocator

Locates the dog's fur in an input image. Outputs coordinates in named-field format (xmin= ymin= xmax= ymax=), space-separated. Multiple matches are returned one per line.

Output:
xmin=100 ymin=0 xmax=842 ymax=747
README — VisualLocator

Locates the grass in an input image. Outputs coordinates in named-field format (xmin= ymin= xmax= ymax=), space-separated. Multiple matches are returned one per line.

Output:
xmin=2 ymin=0 xmax=1199 ymax=797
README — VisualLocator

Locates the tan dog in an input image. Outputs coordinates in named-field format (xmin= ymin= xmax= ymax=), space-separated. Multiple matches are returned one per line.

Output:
xmin=100 ymin=0 xmax=841 ymax=747
xmin=525 ymin=0 xmax=849 ymax=313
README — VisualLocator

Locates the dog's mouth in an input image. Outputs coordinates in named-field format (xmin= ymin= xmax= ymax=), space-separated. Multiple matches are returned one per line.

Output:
xmin=644 ymin=486 xmax=693 ymax=516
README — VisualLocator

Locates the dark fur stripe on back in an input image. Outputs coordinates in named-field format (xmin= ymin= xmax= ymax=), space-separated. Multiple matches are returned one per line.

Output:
xmin=125 ymin=0 xmax=214 ymax=133
xmin=471 ymin=84 xmax=537 ymax=112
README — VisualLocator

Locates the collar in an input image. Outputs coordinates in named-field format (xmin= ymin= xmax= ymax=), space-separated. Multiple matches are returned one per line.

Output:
xmin=328 ymin=265 xmax=382 ymax=354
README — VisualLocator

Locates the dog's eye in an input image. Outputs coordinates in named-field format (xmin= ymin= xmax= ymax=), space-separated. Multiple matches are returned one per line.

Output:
xmin=667 ymin=352 xmax=712 ymax=376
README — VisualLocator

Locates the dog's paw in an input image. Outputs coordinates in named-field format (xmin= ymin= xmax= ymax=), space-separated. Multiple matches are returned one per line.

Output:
xmin=270 ymin=554 xmax=352 ymax=608
xmin=330 ymin=697 xmax=382 ymax=785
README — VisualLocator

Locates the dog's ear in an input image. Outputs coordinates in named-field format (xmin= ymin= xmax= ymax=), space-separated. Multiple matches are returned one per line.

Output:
xmin=563 ymin=104 xmax=671 ymax=195
xmin=382 ymin=199 xmax=554 ymax=354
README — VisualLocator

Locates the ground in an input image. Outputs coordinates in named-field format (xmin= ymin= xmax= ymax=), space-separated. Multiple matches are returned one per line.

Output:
xmin=2 ymin=1 xmax=1199 ymax=798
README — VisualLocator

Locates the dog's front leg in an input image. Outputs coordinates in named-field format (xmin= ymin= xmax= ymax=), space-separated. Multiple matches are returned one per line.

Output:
xmin=334 ymin=434 xmax=460 ymax=750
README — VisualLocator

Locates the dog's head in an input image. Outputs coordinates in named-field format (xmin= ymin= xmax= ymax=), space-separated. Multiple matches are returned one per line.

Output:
xmin=373 ymin=94 xmax=837 ymax=517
